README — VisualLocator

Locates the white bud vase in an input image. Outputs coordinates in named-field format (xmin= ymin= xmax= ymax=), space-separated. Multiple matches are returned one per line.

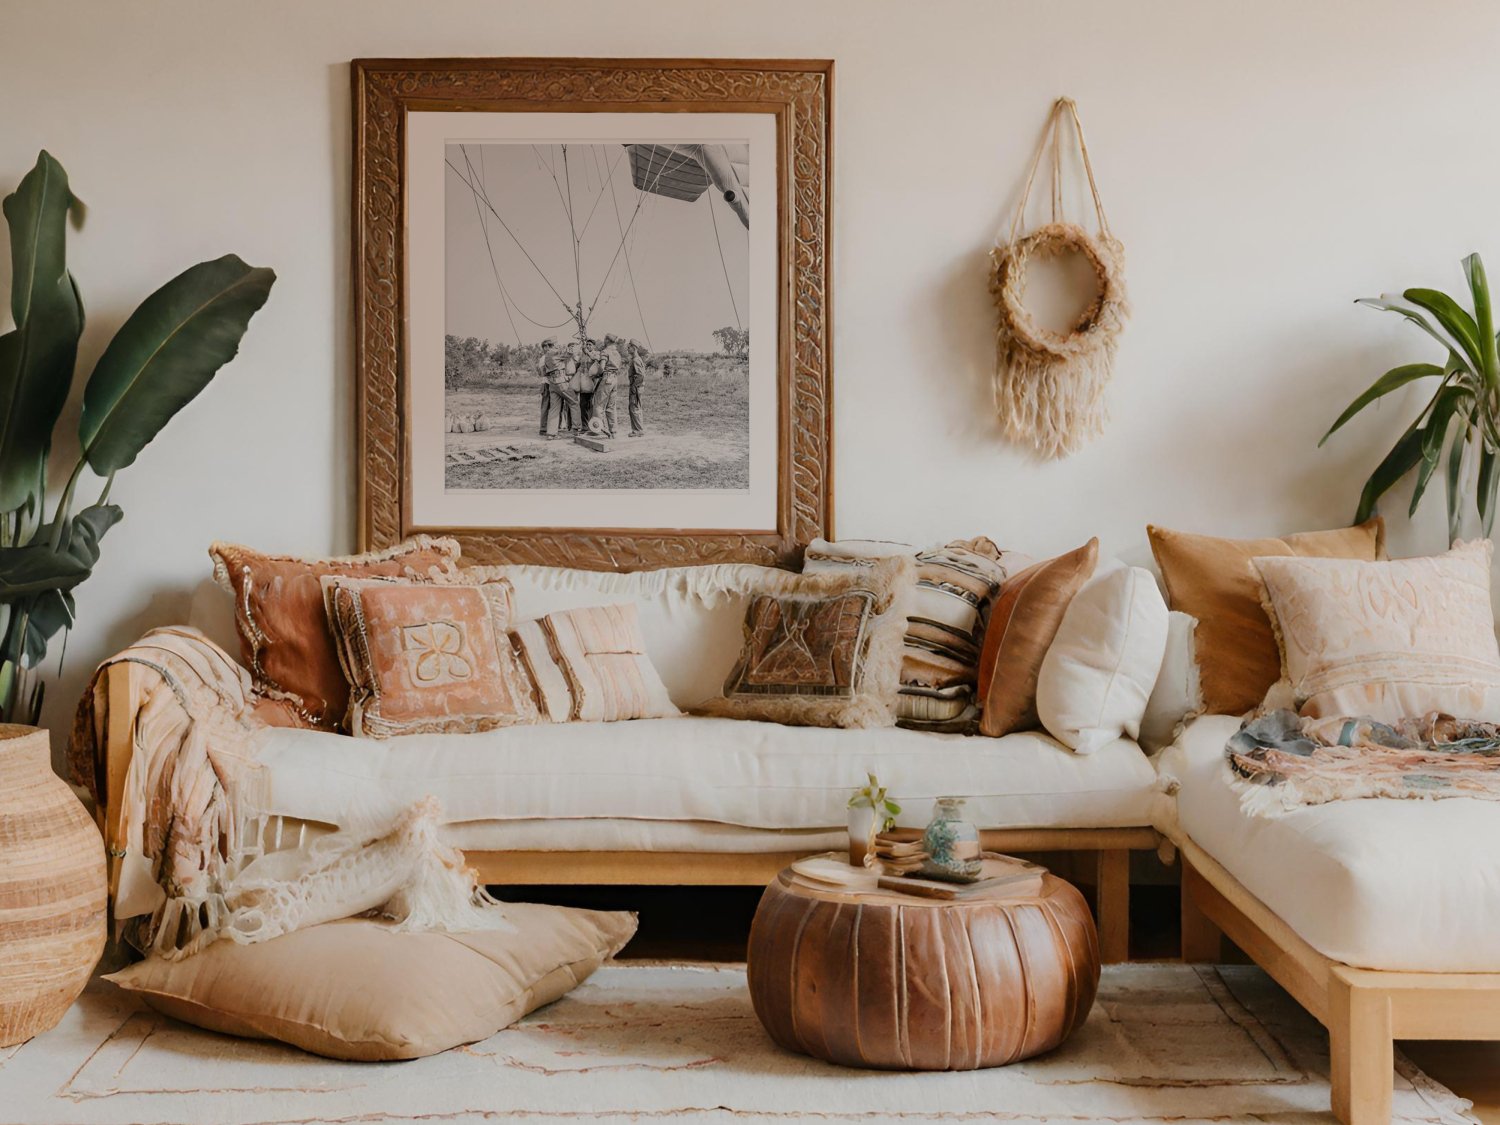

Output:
xmin=846 ymin=805 xmax=878 ymax=866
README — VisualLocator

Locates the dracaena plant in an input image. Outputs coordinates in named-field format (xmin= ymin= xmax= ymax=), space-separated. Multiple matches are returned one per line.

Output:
xmin=0 ymin=151 xmax=274 ymax=725
xmin=1323 ymin=253 xmax=1500 ymax=544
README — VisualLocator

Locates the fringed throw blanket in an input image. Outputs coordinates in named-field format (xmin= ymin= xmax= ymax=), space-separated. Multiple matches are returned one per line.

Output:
xmin=70 ymin=627 xmax=509 ymax=959
xmin=1227 ymin=708 xmax=1500 ymax=816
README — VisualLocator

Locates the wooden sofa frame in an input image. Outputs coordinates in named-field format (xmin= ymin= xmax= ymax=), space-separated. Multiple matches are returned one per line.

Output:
xmin=99 ymin=661 xmax=1156 ymax=963
xmin=1179 ymin=835 xmax=1500 ymax=1125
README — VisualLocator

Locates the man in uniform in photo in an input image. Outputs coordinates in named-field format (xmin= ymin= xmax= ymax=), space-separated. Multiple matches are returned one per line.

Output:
xmin=572 ymin=337 xmax=599 ymax=431
xmin=534 ymin=338 xmax=562 ymax=438
xmin=593 ymin=336 xmax=623 ymax=438
xmin=624 ymin=339 xmax=650 ymax=437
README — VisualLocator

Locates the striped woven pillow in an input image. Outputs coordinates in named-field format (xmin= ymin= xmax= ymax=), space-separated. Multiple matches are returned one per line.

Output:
xmin=804 ymin=538 xmax=1026 ymax=732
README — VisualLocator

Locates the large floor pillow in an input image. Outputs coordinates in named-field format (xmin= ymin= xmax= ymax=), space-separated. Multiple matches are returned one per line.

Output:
xmin=105 ymin=903 xmax=636 ymax=1060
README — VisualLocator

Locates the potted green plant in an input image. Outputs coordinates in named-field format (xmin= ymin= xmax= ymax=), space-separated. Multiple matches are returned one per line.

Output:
xmin=1323 ymin=253 xmax=1500 ymax=543
xmin=0 ymin=151 xmax=274 ymax=723
xmin=846 ymin=772 xmax=901 ymax=865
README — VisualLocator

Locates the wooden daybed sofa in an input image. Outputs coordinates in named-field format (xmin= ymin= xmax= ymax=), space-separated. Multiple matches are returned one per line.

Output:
xmin=1161 ymin=714 xmax=1500 ymax=1125
xmin=90 ymin=560 xmax=1162 ymax=964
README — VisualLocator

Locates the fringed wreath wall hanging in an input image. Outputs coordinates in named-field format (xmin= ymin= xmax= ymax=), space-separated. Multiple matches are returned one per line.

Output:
xmin=990 ymin=97 xmax=1129 ymax=460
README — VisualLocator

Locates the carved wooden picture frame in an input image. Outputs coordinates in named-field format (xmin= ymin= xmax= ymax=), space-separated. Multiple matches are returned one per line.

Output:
xmin=352 ymin=58 xmax=832 ymax=569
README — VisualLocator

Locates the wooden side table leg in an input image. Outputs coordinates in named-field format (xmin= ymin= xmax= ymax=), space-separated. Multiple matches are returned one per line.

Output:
xmin=1179 ymin=858 xmax=1223 ymax=963
xmin=1328 ymin=969 xmax=1393 ymax=1125
xmin=1094 ymin=848 xmax=1130 ymax=964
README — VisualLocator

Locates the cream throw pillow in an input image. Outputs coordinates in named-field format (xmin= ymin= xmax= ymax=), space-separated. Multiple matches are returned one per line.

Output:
xmin=105 ymin=904 xmax=637 ymax=1061
xmin=510 ymin=603 xmax=679 ymax=723
xmin=1036 ymin=564 xmax=1169 ymax=754
xmin=1254 ymin=540 xmax=1500 ymax=722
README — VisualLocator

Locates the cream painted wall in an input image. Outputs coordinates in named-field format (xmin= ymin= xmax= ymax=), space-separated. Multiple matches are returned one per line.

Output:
xmin=2 ymin=0 xmax=1497 ymax=744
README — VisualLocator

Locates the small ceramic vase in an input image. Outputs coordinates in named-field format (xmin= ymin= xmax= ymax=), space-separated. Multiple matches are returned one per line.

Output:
xmin=921 ymin=797 xmax=983 ymax=882
xmin=847 ymin=804 xmax=878 ymax=867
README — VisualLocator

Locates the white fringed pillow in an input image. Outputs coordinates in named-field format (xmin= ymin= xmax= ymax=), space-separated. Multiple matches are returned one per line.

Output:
xmin=1036 ymin=564 xmax=1169 ymax=753
xmin=1254 ymin=540 xmax=1500 ymax=722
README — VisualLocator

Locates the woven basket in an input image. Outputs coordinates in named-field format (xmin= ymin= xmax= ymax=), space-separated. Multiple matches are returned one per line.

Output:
xmin=0 ymin=724 xmax=106 ymax=1046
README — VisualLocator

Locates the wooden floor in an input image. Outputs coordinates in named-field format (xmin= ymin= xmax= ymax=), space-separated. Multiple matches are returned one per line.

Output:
xmin=496 ymin=882 xmax=1500 ymax=1118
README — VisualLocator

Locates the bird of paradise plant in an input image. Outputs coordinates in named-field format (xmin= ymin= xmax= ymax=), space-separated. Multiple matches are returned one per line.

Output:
xmin=1323 ymin=253 xmax=1500 ymax=545
xmin=0 ymin=151 xmax=274 ymax=724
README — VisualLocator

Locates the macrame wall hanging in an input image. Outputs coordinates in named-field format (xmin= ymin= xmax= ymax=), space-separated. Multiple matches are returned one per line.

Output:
xmin=990 ymin=97 xmax=1129 ymax=460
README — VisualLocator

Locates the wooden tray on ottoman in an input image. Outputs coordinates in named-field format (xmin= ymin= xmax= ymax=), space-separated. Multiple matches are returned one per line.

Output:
xmin=746 ymin=861 xmax=1100 ymax=1070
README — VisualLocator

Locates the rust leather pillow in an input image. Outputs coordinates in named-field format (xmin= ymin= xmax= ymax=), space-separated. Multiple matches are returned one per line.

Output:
xmin=976 ymin=539 xmax=1099 ymax=738
xmin=1147 ymin=518 xmax=1385 ymax=716
xmin=323 ymin=575 xmax=539 ymax=738
xmin=210 ymin=537 xmax=461 ymax=730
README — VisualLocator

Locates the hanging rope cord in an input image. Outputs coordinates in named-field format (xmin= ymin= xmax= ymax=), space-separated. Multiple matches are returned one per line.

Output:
xmin=707 ymin=188 xmax=742 ymax=331
xmin=1005 ymin=97 xmax=1113 ymax=247
xmin=583 ymin=144 xmax=689 ymax=324
xmin=445 ymin=151 xmax=575 ymax=327
xmin=459 ymin=147 xmax=523 ymax=343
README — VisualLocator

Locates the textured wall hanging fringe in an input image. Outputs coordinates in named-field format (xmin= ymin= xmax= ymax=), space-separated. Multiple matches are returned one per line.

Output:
xmin=990 ymin=97 xmax=1129 ymax=460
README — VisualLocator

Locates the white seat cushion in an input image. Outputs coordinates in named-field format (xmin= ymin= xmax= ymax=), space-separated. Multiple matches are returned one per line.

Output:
xmin=249 ymin=717 xmax=1157 ymax=834
xmin=1158 ymin=714 xmax=1500 ymax=972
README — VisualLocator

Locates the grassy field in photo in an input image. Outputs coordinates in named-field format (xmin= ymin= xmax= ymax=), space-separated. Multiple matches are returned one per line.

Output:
xmin=444 ymin=351 xmax=749 ymax=490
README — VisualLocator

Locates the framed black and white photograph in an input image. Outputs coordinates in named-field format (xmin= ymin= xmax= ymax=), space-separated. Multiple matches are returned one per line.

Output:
xmin=353 ymin=59 xmax=834 ymax=569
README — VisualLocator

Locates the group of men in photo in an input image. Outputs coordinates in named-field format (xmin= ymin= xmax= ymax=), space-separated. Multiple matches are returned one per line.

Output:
xmin=536 ymin=333 xmax=651 ymax=441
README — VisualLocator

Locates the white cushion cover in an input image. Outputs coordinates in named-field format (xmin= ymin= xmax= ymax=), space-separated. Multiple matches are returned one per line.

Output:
xmin=1158 ymin=714 xmax=1500 ymax=972
xmin=495 ymin=564 xmax=779 ymax=710
xmin=1138 ymin=610 xmax=1201 ymax=752
xmin=1036 ymin=564 xmax=1169 ymax=754
xmin=249 ymin=717 xmax=1158 ymax=833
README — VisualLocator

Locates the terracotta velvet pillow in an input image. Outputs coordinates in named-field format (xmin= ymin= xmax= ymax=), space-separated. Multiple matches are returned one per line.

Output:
xmin=323 ymin=575 xmax=539 ymax=738
xmin=211 ymin=537 xmax=461 ymax=729
xmin=701 ymin=555 xmax=916 ymax=729
xmin=1147 ymin=518 xmax=1385 ymax=716
xmin=976 ymin=539 xmax=1099 ymax=738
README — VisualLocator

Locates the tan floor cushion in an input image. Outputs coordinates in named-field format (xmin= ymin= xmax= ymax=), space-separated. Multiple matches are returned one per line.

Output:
xmin=105 ymin=903 xmax=636 ymax=1060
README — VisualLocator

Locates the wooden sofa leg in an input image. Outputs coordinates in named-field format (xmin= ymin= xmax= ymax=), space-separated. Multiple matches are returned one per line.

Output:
xmin=1179 ymin=858 xmax=1224 ymax=963
xmin=1328 ymin=968 xmax=1393 ymax=1125
xmin=1094 ymin=848 xmax=1129 ymax=964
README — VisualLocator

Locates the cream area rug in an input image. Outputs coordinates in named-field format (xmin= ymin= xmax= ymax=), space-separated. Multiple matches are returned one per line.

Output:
xmin=0 ymin=963 xmax=1474 ymax=1124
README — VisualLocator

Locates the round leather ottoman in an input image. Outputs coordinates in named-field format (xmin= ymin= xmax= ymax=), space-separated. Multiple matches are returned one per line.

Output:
xmin=747 ymin=865 xmax=1100 ymax=1070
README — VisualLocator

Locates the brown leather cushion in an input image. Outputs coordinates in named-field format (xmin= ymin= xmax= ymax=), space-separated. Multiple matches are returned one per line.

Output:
xmin=105 ymin=905 xmax=637 ymax=1061
xmin=210 ymin=537 xmax=461 ymax=730
xmin=1147 ymin=518 xmax=1385 ymax=716
xmin=976 ymin=539 xmax=1099 ymax=738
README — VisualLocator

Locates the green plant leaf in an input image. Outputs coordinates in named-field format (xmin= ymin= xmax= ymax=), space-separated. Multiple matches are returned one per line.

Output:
xmin=1357 ymin=296 xmax=1473 ymax=367
xmin=1320 ymin=363 xmax=1443 ymax=445
xmin=79 ymin=254 xmax=274 ymax=474
xmin=1481 ymin=447 xmax=1500 ymax=536
xmin=1355 ymin=421 xmax=1426 ymax=523
xmin=1462 ymin=253 xmax=1499 ymax=389
xmin=1404 ymin=287 xmax=1484 ymax=372
xmin=1446 ymin=414 xmax=1470 ymax=544
xmin=0 ymin=151 xmax=84 ymax=513
xmin=0 ymin=542 xmax=91 ymax=598
xmin=1410 ymin=387 xmax=1469 ymax=517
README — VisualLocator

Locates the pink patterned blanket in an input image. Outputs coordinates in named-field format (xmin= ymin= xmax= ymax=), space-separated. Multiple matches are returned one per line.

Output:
xmin=1226 ymin=709 xmax=1500 ymax=816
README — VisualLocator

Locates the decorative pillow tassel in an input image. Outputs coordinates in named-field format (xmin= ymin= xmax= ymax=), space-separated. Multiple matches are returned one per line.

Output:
xmin=990 ymin=99 xmax=1129 ymax=459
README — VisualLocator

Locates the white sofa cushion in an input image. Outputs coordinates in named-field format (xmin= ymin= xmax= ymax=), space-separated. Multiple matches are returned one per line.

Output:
xmin=1158 ymin=714 xmax=1500 ymax=972
xmin=1036 ymin=564 xmax=1168 ymax=754
xmin=249 ymin=716 xmax=1158 ymax=834
xmin=494 ymin=564 xmax=787 ymax=710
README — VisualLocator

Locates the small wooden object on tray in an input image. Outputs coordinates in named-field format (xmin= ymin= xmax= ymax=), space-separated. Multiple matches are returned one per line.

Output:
xmin=876 ymin=853 xmax=1044 ymax=900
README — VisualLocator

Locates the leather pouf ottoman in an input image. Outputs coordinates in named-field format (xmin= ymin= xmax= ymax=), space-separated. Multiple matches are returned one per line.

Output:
xmin=747 ymin=866 xmax=1099 ymax=1070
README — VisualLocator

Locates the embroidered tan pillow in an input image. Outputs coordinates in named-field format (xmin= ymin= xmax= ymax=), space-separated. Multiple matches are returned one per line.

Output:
xmin=323 ymin=575 xmax=538 ymax=738
xmin=1148 ymin=519 xmax=1385 ymax=716
xmin=1254 ymin=540 xmax=1500 ymax=722
xmin=105 ymin=905 xmax=637 ymax=1061
xmin=976 ymin=539 xmax=1099 ymax=738
xmin=210 ymin=537 xmax=461 ymax=729
xmin=510 ymin=603 xmax=679 ymax=723
xmin=701 ymin=555 xmax=915 ymax=729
